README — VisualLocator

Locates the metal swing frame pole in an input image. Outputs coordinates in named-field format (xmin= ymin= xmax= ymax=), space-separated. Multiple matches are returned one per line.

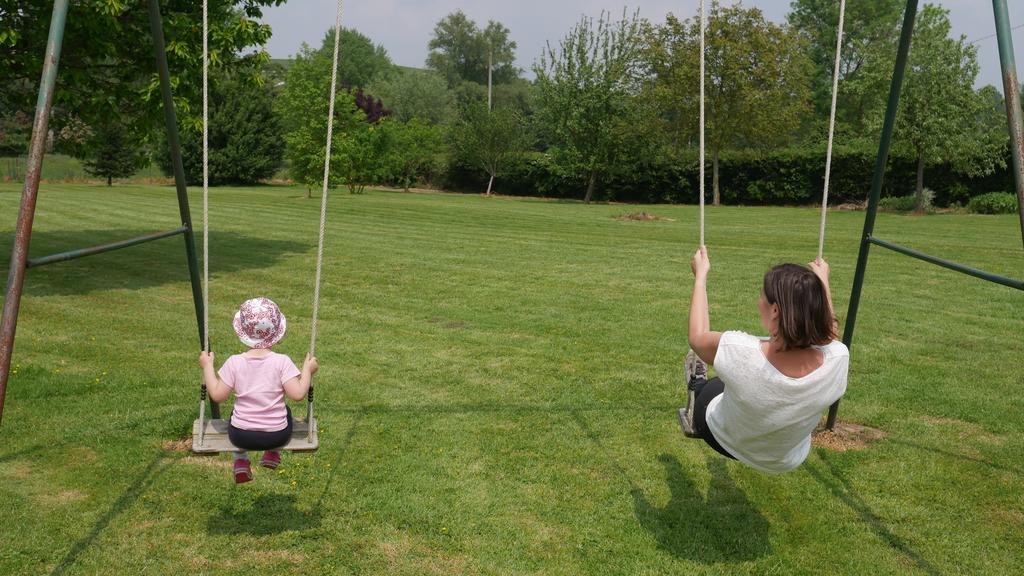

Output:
xmin=0 ymin=0 xmax=71 ymax=425
xmin=992 ymin=0 xmax=1024 ymax=249
xmin=147 ymin=0 xmax=216 ymax=420
xmin=826 ymin=0 xmax=919 ymax=430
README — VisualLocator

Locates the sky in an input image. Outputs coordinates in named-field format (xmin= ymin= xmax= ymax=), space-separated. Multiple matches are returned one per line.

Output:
xmin=258 ymin=1 xmax=1024 ymax=90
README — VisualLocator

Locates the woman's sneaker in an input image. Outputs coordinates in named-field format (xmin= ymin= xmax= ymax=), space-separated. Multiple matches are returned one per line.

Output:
xmin=260 ymin=450 xmax=282 ymax=469
xmin=233 ymin=458 xmax=253 ymax=484
xmin=679 ymin=350 xmax=708 ymax=437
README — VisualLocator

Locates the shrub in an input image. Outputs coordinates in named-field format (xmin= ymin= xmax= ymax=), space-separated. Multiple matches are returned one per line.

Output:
xmin=878 ymin=195 xmax=917 ymax=212
xmin=968 ymin=192 xmax=1019 ymax=214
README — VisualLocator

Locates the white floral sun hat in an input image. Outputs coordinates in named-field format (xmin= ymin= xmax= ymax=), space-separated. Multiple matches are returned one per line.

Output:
xmin=233 ymin=297 xmax=287 ymax=349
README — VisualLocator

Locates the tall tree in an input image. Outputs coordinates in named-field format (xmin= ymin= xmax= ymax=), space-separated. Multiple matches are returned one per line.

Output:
xmin=452 ymin=102 xmax=532 ymax=196
xmin=1 ymin=1 xmax=284 ymax=150
xmin=370 ymin=69 xmax=456 ymax=124
xmin=319 ymin=27 xmax=394 ymax=88
xmin=787 ymin=0 xmax=904 ymax=136
xmin=156 ymin=75 xmax=285 ymax=185
xmin=643 ymin=4 xmax=812 ymax=204
xmin=853 ymin=5 xmax=1005 ymax=212
xmin=427 ymin=11 xmax=518 ymax=87
xmin=280 ymin=37 xmax=390 ymax=195
xmin=534 ymin=10 xmax=644 ymax=203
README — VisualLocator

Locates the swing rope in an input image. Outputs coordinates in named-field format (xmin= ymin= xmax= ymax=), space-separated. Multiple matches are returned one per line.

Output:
xmin=698 ymin=0 xmax=705 ymax=247
xmin=198 ymin=0 xmax=210 ymax=443
xmin=697 ymin=0 xmax=844 ymax=258
xmin=311 ymin=0 xmax=343 ymax=358
xmin=196 ymin=0 xmax=343 ymax=448
xmin=818 ymin=0 xmax=846 ymax=260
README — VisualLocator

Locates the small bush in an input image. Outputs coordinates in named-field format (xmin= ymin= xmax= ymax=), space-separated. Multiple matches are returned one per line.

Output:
xmin=968 ymin=192 xmax=1019 ymax=214
xmin=878 ymin=195 xmax=916 ymax=212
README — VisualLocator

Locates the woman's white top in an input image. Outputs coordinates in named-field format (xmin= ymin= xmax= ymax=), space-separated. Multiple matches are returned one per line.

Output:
xmin=706 ymin=331 xmax=849 ymax=473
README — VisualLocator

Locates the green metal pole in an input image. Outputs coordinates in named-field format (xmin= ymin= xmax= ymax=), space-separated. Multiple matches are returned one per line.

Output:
xmin=992 ymin=0 xmax=1024 ymax=249
xmin=826 ymin=0 xmax=919 ymax=430
xmin=0 ymin=0 xmax=71 ymax=425
xmin=147 ymin=0 xmax=218 ymax=419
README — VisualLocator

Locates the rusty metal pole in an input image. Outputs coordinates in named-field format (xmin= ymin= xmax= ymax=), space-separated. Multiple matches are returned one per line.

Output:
xmin=0 ymin=0 xmax=71 ymax=425
xmin=992 ymin=0 xmax=1024 ymax=248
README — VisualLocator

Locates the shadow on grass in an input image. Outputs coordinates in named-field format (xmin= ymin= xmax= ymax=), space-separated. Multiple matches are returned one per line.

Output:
xmin=885 ymin=437 xmax=1022 ymax=477
xmin=50 ymin=452 xmax=171 ymax=576
xmin=804 ymin=451 xmax=940 ymax=576
xmin=0 ymin=230 xmax=307 ymax=296
xmin=315 ymin=410 xmax=365 ymax=510
xmin=631 ymin=454 xmax=772 ymax=563
xmin=207 ymin=493 xmax=321 ymax=536
xmin=568 ymin=411 xmax=770 ymax=563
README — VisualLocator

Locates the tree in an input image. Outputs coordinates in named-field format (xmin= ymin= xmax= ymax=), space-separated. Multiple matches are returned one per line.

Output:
xmin=380 ymin=118 xmax=447 ymax=191
xmin=534 ymin=10 xmax=645 ymax=203
xmin=156 ymin=74 xmax=285 ymax=185
xmin=1 ymin=1 xmax=284 ymax=150
xmin=642 ymin=4 xmax=812 ymax=204
xmin=427 ymin=11 xmax=518 ymax=87
xmin=318 ymin=27 xmax=394 ymax=88
xmin=82 ymin=122 xmax=140 ymax=185
xmin=787 ymin=0 xmax=904 ymax=136
xmin=370 ymin=69 xmax=456 ymax=125
xmin=280 ymin=38 xmax=391 ymax=195
xmin=855 ymin=6 xmax=1005 ymax=212
xmin=452 ymin=103 xmax=532 ymax=195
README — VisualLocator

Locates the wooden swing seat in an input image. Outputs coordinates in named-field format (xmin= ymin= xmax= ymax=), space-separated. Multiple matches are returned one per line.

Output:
xmin=191 ymin=418 xmax=319 ymax=453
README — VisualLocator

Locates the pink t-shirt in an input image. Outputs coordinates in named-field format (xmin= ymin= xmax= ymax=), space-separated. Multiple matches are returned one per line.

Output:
xmin=218 ymin=352 xmax=301 ymax=432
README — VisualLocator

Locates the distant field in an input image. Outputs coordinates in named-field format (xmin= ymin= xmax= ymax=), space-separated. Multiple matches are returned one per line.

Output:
xmin=0 ymin=154 xmax=168 ymax=183
xmin=0 ymin=183 xmax=1021 ymax=575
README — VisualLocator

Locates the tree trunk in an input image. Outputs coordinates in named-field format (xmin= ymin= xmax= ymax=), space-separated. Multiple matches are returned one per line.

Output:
xmin=914 ymin=152 xmax=925 ymax=213
xmin=712 ymin=148 xmax=721 ymax=206
xmin=306 ymin=187 xmax=311 ymax=199
xmin=107 ymin=175 xmax=112 ymax=186
xmin=486 ymin=174 xmax=494 ymax=196
xmin=584 ymin=171 xmax=596 ymax=204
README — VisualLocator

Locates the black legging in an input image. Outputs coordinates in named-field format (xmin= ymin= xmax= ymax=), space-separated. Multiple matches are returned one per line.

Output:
xmin=691 ymin=378 xmax=737 ymax=460
xmin=228 ymin=406 xmax=293 ymax=451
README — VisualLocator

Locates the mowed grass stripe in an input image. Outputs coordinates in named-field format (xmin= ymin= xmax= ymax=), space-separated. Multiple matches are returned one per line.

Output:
xmin=0 ymin=183 xmax=1021 ymax=575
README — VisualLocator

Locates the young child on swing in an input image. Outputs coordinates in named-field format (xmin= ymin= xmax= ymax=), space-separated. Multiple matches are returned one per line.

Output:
xmin=679 ymin=247 xmax=848 ymax=473
xmin=198 ymin=297 xmax=318 ymax=483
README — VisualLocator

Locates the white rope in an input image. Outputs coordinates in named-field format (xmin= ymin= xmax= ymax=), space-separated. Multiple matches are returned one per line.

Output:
xmin=818 ymin=0 xmax=845 ymax=260
xmin=202 ymin=0 xmax=209 ymax=353
xmin=699 ymin=0 xmax=705 ymax=247
xmin=310 ymin=0 xmax=343 ymax=357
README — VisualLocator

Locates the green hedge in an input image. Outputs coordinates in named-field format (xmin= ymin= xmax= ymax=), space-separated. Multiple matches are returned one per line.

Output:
xmin=443 ymin=146 xmax=1016 ymax=207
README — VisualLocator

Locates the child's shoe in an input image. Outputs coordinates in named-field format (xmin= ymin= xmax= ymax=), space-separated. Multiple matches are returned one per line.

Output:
xmin=233 ymin=458 xmax=253 ymax=484
xmin=260 ymin=450 xmax=282 ymax=469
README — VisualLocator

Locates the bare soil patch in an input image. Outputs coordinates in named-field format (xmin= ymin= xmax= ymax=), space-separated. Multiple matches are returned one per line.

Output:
xmin=615 ymin=211 xmax=675 ymax=222
xmin=835 ymin=201 xmax=867 ymax=211
xmin=162 ymin=438 xmax=193 ymax=453
xmin=813 ymin=421 xmax=886 ymax=452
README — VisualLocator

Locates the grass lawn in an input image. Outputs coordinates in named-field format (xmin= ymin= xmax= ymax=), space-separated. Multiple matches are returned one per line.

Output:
xmin=0 ymin=182 xmax=1021 ymax=575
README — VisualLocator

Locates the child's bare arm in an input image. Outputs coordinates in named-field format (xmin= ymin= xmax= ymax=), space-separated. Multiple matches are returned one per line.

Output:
xmin=198 ymin=352 xmax=231 ymax=403
xmin=284 ymin=353 xmax=319 ymax=401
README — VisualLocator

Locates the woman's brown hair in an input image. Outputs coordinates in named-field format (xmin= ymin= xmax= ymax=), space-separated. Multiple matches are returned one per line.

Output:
xmin=763 ymin=264 xmax=836 ymax=350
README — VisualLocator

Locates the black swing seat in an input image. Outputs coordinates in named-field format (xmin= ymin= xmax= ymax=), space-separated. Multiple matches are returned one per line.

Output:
xmin=191 ymin=418 xmax=319 ymax=453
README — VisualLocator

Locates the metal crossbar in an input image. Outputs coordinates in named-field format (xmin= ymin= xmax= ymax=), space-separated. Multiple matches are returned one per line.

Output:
xmin=25 ymin=227 xmax=188 ymax=268
xmin=868 ymin=237 xmax=1024 ymax=290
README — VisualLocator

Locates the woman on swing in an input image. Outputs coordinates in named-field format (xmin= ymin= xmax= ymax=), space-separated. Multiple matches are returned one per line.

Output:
xmin=679 ymin=246 xmax=849 ymax=473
